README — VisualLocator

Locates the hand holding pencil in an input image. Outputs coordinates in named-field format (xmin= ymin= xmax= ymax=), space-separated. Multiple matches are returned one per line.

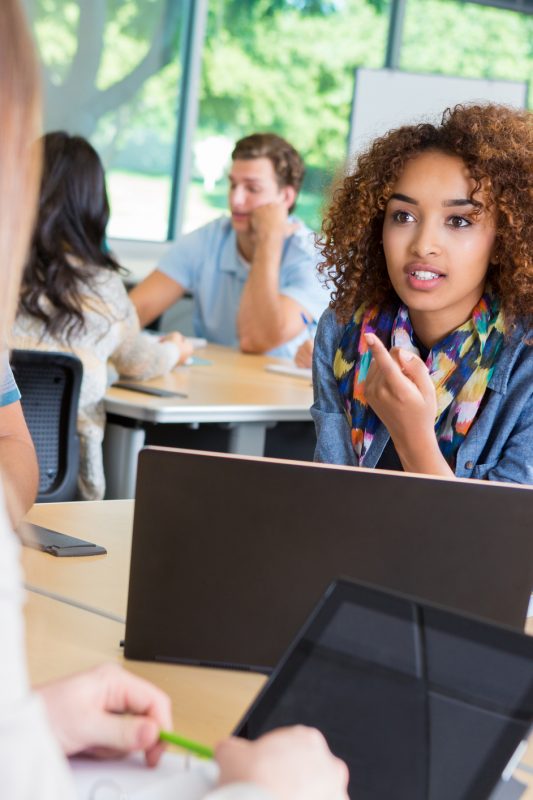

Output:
xmin=38 ymin=663 xmax=172 ymax=766
xmin=39 ymin=662 xmax=349 ymax=796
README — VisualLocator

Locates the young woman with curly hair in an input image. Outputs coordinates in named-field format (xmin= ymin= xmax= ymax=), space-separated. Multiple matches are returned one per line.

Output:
xmin=312 ymin=103 xmax=533 ymax=484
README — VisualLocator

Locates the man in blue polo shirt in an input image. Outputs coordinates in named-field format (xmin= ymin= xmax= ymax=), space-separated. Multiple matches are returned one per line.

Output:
xmin=130 ymin=133 xmax=327 ymax=360
xmin=0 ymin=354 xmax=38 ymax=524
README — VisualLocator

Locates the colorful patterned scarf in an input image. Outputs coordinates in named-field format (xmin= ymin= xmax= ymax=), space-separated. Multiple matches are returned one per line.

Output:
xmin=334 ymin=292 xmax=505 ymax=466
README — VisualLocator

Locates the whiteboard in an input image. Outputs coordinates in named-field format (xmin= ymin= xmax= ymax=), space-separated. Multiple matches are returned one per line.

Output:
xmin=348 ymin=68 xmax=528 ymax=157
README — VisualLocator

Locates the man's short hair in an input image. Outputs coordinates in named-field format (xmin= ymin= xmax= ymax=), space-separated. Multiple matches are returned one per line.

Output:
xmin=232 ymin=133 xmax=305 ymax=197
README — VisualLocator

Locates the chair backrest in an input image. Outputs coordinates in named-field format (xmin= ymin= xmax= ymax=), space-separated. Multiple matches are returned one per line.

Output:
xmin=10 ymin=350 xmax=82 ymax=502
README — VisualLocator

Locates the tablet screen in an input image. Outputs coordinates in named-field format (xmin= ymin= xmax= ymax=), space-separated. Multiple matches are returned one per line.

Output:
xmin=236 ymin=580 xmax=533 ymax=799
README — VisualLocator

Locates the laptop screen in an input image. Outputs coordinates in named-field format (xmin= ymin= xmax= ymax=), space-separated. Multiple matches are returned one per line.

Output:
xmin=125 ymin=448 xmax=533 ymax=670
xmin=236 ymin=580 xmax=533 ymax=799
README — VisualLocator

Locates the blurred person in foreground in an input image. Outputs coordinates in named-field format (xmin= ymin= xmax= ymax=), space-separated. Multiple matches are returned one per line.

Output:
xmin=0 ymin=2 xmax=348 ymax=799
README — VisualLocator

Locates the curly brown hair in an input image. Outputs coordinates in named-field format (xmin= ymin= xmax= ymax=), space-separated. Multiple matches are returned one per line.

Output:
xmin=319 ymin=103 xmax=533 ymax=327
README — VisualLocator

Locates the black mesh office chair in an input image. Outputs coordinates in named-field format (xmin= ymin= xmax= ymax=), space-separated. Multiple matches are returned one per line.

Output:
xmin=10 ymin=350 xmax=83 ymax=502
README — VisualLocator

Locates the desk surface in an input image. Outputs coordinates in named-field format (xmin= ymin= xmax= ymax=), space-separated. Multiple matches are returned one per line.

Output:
xmin=24 ymin=595 xmax=533 ymax=794
xmin=25 ymin=592 xmax=265 ymax=746
xmin=105 ymin=343 xmax=313 ymax=424
xmin=22 ymin=500 xmax=133 ymax=621
xmin=23 ymin=499 xmax=266 ymax=746
xmin=22 ymin=500 xmax=533 ymax=793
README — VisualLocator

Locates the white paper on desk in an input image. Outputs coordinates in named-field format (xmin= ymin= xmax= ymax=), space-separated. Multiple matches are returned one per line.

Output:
xmin=265 ymin=363 xmax=312 ymax=380
xmin=139 ymin=333 xmax=207 ymax=350
xmin=187 ymin=337 xmax=207 ymax=349
xmin=71 ymin=751 xmax=217 ymax=799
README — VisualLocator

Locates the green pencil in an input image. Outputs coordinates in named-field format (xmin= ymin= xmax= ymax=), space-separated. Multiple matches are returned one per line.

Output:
xmin=159 ymin=729 xmax=214 ymax=759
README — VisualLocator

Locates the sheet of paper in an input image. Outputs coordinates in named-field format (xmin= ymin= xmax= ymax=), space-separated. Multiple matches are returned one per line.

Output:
xmin=71 ymin=751 xmax=217 ymax=800
xmin=140 ymin=333 xmax=207 ymax=350
xmin=265 ymin=363 xmax=312 ymax=380
xmin=187 ymin=337 xmax=208 ymax=349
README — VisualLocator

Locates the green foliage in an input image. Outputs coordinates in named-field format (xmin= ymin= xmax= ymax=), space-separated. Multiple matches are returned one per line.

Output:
xmin=32 ymin=0 xmax=79 ymax=80
xmin=402 ymin=0 xmax=533 ymax=86
xmin=200 ymin=0 xmax=389 ymax=174
xmin=28 ymin=0 xmax=533 ymax=236
xmin=32 ymin=0 xmax=532 ymax=175
xmin=199 ymin=0 xmax=531 ymax=192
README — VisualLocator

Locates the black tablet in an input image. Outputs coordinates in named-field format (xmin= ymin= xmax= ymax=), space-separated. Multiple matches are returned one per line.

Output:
xmin=235 ymin=579 xmax=533 ymax=800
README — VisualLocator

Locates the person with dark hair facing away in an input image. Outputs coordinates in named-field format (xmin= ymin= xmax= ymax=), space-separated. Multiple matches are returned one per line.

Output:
xmin=312 ymin=103 xmax=533 ymax=484
xmin=130 ymin=133 xmax=327 ymax=359
xmin=11 ymin=132 xmax=193 ymax=500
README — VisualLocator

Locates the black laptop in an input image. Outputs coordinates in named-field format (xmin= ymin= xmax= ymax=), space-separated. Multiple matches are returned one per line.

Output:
xmin=235 ymin=578 xmax=533 ymax=800
xmin=124 ymin=447 xmax=533 ymax=671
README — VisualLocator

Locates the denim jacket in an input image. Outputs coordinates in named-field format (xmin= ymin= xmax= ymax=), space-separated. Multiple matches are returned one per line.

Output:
xmin=311 ymin=307 xmax=533 ymax=485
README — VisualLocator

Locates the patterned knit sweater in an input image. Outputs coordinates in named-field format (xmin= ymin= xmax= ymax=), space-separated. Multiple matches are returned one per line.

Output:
xmin=11 ymin=269 xmax=180 ymax=500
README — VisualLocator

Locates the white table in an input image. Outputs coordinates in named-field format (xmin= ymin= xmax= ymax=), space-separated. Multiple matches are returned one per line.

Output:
xmin=103 ymin=344 xmax=313 ymax=498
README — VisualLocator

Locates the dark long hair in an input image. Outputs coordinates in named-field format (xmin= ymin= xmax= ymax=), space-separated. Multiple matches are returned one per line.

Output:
xmin=19 ymin=131 xmax=123 ymax=340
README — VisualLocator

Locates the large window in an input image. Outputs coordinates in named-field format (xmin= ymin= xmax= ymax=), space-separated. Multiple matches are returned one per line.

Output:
xmin=400 ymin=0 xmax=533 ymax=82
xmin=29 ymin=0 xmax=186 ymax=242
xmin=28 ymin=0 xmax=532 ymax=245
xmin=184 ymin=0 xmax=390 ymax=233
